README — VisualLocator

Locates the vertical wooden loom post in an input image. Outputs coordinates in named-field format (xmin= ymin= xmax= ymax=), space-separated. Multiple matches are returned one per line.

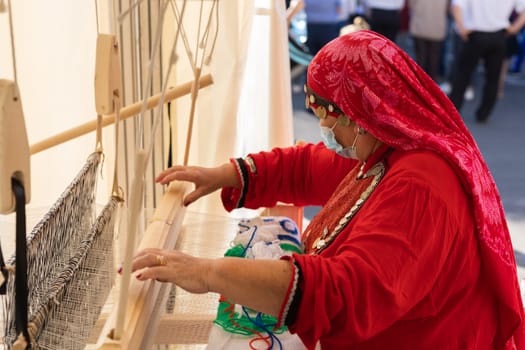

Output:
xmin=183 ymin=68 xmax=201 ymax=166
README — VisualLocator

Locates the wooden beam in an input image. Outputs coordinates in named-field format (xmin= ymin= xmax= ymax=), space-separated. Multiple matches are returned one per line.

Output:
xmin=30 ymin=74 xmax=213 ymax=155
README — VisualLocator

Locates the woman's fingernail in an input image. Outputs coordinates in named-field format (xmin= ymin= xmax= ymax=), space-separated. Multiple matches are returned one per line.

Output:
xmin=117 ymin=267 xmax=122 ymax=274
xmin=136 ymin=273 xmax=142 ymax=280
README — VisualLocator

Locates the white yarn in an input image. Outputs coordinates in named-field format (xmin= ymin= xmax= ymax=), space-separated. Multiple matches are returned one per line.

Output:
xmin=247 ymin=240 xmax=288 ymax=260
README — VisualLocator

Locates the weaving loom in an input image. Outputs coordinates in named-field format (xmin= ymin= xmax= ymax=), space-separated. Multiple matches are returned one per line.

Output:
xmin=1 ymin=2 xmax=192 ymax=348
xmin=95 ymin=2 xmax=221 ymax=347
xmin=1 ymin=1 xmax=295 ymax=348
xmin=2 ymin=152 xmax=119 ymax=349
xmin=0 ymin=14 xmax=124 ymax=346
xmin=4 ymin=1 xmax=220 ymax=348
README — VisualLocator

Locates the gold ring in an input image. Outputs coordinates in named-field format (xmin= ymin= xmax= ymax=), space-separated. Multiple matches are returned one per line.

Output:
xmin=156 ymin=254 xmax=167 ymax=266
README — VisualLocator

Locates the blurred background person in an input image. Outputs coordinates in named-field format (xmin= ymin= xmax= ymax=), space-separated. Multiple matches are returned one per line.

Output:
xmin=408 ymin=0 xmax=450 ymax=82
xmin=362 ymin=0 xmax=406 ymax=42
xmin=437 ymin=2 xmax=476 ymax=101
xmin=448 ymin=0 xmax=525 ymax=123
xmin=304 ymin=0 xmax=345 ymax=55
xmin=340 ymin=0 xmax=358 ymax=27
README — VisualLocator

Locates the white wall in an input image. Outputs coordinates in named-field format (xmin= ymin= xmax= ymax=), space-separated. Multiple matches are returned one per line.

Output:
xmin=0 ymin=1 xmax=111 ymax=212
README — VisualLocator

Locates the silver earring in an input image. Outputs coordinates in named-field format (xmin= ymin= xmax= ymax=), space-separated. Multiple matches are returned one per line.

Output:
xmin=358 ymin=127 xmax=366 ymax=135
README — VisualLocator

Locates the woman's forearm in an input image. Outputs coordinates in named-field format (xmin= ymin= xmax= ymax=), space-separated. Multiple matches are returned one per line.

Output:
xmin=207 ymin=257 xmax=293 ymax=316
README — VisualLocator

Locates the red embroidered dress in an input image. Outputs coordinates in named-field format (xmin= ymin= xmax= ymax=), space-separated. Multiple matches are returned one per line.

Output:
xmin=221 ymin=30 xmax=524 ymax=349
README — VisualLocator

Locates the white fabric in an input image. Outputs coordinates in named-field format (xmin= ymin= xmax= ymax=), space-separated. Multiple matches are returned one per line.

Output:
xmin=232 ymin=216 xmax=302 ymax=259
xmin=237 ymin=0 xmax=294 ymax=154
xmin=453 ymin=0 xmax=525 ymax=31
xmin=167 ymin=2 xmax=254 ymax=215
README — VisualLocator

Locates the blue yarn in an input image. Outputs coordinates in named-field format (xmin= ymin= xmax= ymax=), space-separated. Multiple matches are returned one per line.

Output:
xmin=277 ymin=234 xmax=301 ymax=247
xmin=238 ymin=221 xmax=251 ymax=232
xmin=278 ymin=219 xmax=299 ymax=235
xmin=241 ymin=306 xmax=283 ymax=350
xmin=239 ymin=225 xmax=258 ymax=257
xmin=222 ymin=217 xmax=300 ymax=347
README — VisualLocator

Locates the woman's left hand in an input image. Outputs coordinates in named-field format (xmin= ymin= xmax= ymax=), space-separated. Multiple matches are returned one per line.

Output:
xmin=131 ymin=248 xmax=212 ymax=294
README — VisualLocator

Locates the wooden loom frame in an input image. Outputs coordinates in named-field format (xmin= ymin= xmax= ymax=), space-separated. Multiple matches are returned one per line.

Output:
xmin=86 ymin=28 xmax=303 ymax=344
xmin=46 ymin=40 xmax=213 ymax=348
xmin=1 ymin=39 xmax=214 ymax=350
xmin=0 ymin=2 xmax=218 ymax=346
xmin=95 ymin=180 xmax=191 ymax=349
xmin=2 ymin=1 xmax=305 ymax=347
xmin=85 ymin=14 xmax=216 ymax=346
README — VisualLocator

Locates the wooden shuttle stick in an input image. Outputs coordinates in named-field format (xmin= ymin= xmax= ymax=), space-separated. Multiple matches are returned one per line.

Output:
xmin=30 ymin=74 xmax=213 ymax=155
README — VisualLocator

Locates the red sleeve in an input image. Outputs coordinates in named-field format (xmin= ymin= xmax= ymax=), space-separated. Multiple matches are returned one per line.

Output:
xmin=285 ymin=153 xmax=476 ymax=347
xmin=220 ymin=158 xmax=246 ymax=212
xmin=221 ymin=142 xmax=357 ymax=211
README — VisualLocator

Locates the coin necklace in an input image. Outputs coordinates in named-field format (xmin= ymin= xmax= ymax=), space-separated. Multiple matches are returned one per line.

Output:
xmin=312 ymin=161 xmax=386 ymax=254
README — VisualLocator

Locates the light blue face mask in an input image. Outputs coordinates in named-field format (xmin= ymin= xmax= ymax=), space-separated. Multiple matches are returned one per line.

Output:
xmin=320 ymin=122 xmax=342 ymax=153
xmin=320 ymin=123 xmax=360 ymax=159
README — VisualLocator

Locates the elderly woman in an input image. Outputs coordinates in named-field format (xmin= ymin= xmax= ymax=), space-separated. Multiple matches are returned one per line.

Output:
xmin=131 ymin=31 xmax=524 ymax=349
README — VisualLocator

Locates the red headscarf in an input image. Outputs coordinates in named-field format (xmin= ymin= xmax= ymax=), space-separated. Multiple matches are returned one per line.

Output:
xmin=307 ymin=30 xmax=524 ymax=347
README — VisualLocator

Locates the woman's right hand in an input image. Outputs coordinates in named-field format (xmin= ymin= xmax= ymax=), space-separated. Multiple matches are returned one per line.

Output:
xmin=155 ymin=163 xmax=239 ymax=206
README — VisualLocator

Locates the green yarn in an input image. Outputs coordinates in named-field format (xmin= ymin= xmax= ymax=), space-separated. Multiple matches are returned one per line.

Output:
xmin=224 ymin=244 xmax=246 ymax=257
xmin=279 ymin=242 xmax=302 ymax=254
xmin=213 ymin=220 xmax=304 ymax=337
xmin=213 ymin=300 xmax=287 ymax=336
xmin=214 ymin=244 xmax=289 ymax=335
